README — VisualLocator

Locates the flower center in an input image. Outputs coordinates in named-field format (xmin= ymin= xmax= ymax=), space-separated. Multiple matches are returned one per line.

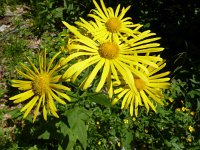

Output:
xmin=105 ymin=17 xmax=121 ymax=33
xmin=134 ymin=77 xmax=146 ymax=91
xmin=32 ymin=73 xmax=50 ymax=95
xmin=98 ymin=42 xmax=119 ymax=59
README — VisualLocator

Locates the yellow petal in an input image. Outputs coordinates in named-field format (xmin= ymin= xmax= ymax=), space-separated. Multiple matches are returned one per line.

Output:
xmin=49 ymin=89 xmax=66 ymax=105
xmin=50 ymin=83 xmax=71 ymax=91
xmin=23 ymin=96 xmax=39 ymax=119
xmin=9 ymin=90 xmax=34 ymax=101
xmin=47 ymin=51 xmax=61 ymax=72
xmin=43 ymin=105 xmax=47 ymax=121
xmin=53 ymin=89 xmax=71 ymax=102
xmin=96 ymin=59 xmax=110 ymax=92
xmin=33 ymin=94 xmax=44 ymax=122
xmin=82 ymin=59 xmax=105 ymax=90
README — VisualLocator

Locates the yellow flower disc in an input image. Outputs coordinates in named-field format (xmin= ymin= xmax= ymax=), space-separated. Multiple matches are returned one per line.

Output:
xmin=105 ymin=17 xmax=121 ymax=33
xmin=32 ymin=73 xmax=50 ymax=95
xmin=134 ymin=77 xmax=146 ymax=91
xmin=98 ymin=42 xmax=119 ymax=59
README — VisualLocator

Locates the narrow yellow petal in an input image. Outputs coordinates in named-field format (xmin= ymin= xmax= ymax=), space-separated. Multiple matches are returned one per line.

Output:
xmin=33 ymin=94 xmax=44 ymax=122
xmin=121 ymin=91 xmax=131 ymax=109
xmin=16 ymin=69 xmax=34 ymax=80
xmin=144 ymin=89 xmax=164 ymax=105
xmin=23 ymin=96 xmax=39 ymax=118
xmin=140 ymin=90 xmax=156 ymax=112
xmin=19 ymin=63 xmax=36 ymax=77
xmin=100 ymin=0 xmax=109 ymax=17
xmin=26 ymin=57 xmax=39 ymax=74
xmin=49 ymin=89 xmax=66 ymax=105
xmin=82 ymin=59 xmax=105 ymax=90
xmin=149 ymin=78 xmax=170 ymax=83
xmin=9 ymin=90 xmax=34 ymax=101
xmin=53 ymin=89 xmax=71 ymax=102
xmin=21 ymin=96 xmax=39 ymax=112
xmin=96 ymin=59 xmax=110 ymax=92
xmin=106 ymin=71 xmax=113 ymax=98
xmin=149 ymin=71 xmax=170 ymax=79
xmin=50 ymin=83 xmax=71 ymax=91
xmin=148 ymin=82 xmax=170 ymax=89
xmin=48 ymin=99 xmax=59 ymax=118
xmin=47 ymin=51 xmax=61 ymax=72
xmin=115 ymin=4 xmax=121 ymax=17
xmin=92 ymin=0 xmax=107 ymax=20
xmin=43 ymin=105 xmax=47 ymax=121
xmin=60 ymin=52 xmax=93 ymax=68
xmin=72 ymin=56 xmax=100 ymax=82
xmin=130 ymin=96 xmax=134 ymax=116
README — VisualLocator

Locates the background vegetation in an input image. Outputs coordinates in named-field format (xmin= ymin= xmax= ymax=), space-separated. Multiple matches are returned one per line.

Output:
xmin=0 ymin=0 xmax=200 ymax=149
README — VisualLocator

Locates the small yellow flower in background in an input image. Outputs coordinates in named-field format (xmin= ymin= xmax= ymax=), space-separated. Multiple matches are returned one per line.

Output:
xmin=76 ymin=0 xmax=142 ymax=41
xmin=132 ymin=117 xmax=136 ymax=121
xmin=98 ymin=141 xmax=101 ymax=145
xmin=117 ymin=141 xmax=121 ymax=147
xmin=176 ymin=108 xmax=181 ymax=111
xmin=112 ymin=60 xmax=170 ymax=117
xmin=188 ymin=126 xmax=195 ymax=132
xmin=168 ymin=97 xmax=174 ymax=103
xmin=187 ymin=137 xmax=192 ymax=143
xmin=190 ymin=111 xmax=195 ymax=116
xmin=123 ymin=119 xmax=129 ymax=124
xmin=9 ymin=49 xmax=71 ymax=122
xmin=145 ymin=129 xmax=148 ymax=133
xmin=182 ymin=107 xmax=190 ymax=112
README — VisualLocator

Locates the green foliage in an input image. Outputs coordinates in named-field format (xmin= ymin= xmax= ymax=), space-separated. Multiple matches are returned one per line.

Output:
xmin=23 ymin=0 xmax=92 ymax=36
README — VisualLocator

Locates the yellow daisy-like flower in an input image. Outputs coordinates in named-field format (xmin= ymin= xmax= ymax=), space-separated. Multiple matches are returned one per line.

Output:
xmin=112 ymin=60 xmax=170 ymax=117
xmin=61 ymin=21 xmax=163 ymax=98
xmin=9 ymin=49 xmax=71 ymax=122
xmin=76 ymin=0 xmax=142 ymax=41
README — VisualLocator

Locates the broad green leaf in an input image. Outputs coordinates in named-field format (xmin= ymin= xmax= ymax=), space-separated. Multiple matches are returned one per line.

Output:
xmin=75 ymin=120 xmax=87 ymax=150
xmin=66 ymin=128 xmax=77 ymax=150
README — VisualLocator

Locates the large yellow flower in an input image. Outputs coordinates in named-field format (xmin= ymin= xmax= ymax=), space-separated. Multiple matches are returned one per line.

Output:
xmin=9 ymin=49 xmax=71 ymax=122
xmin=61 ymin=21 xmax=163 ymax=98
xmin=76 ymin=0 xmax=142 ymax=41
xmin=112 ymin=60 xmax=170 ymax=117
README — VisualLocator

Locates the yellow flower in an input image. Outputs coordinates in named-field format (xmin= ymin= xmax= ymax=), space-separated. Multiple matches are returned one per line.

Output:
xmin=187 ymin=137 xmax=192 ymax=143
xmin=76 ymin=0 xmax=142 ymax=41
xmin=117 ymin=141 xmax=121 ymax=147
xmin=182 ymin=107 xmax=190 ymax=112
xmin=190 ymin=111 xmax=195 ymax=116
xmin=112 ymin=60 xmax=170 ymax=117
xmin=123 ymin=119 xmax=129 ymax=124
xmin=61 ymin=21 xmax=162 ymax=98
xmin=9 ymin=49 xmax=71 ymax=122
xmin=188 ymin=126 xmax=195 ymax=132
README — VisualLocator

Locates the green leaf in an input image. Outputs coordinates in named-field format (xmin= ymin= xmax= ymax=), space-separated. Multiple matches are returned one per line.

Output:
xmin=75 ymin=120 xmax=87 ymax=150
xmin=87 ymin=93 xmax=111 ymax=107
xmin=0 ymin=89 xmax=6 ymax=98
xmin=38 ymin=130 xmax=50 ymax=140
xmin=8 ymin=108 xmax=22 ymax=119
xmin=66 ymin=128 xmax=77 ymax=150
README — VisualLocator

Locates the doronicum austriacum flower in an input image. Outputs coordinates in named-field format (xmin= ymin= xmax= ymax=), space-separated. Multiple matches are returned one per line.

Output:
xmin=112 ymin=60 xmax=170 ymax=117
xmin=9 ymin=49 xmax=71 ymax=122
xmin=61 ymin=21 xmax=163 ymax=98
xmin=75 ymin=0 xmax=142 ymax=41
